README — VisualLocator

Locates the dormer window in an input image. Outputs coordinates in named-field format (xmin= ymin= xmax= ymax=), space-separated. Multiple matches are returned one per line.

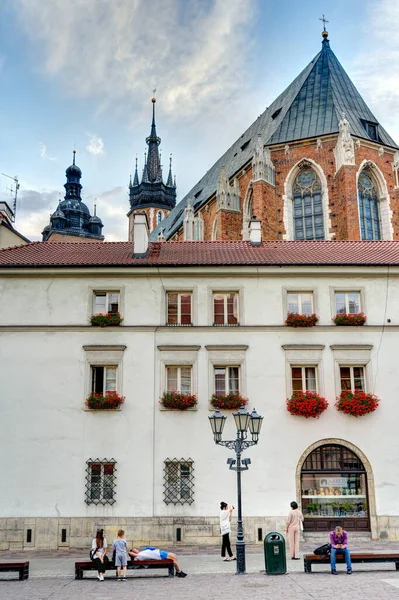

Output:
xmin=361 ymin=120 xmax=379 ymax=142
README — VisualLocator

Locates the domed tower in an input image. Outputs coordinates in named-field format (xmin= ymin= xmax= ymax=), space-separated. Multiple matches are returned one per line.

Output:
xmin=127 ymin=97 xmax=176 ymax=240
xmin=42 ymin=151 xmax=104 ymax=242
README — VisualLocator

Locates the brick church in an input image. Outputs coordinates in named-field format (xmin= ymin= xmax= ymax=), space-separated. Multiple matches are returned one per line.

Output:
xmin=143 ymin=29 xmax=399 ymax=245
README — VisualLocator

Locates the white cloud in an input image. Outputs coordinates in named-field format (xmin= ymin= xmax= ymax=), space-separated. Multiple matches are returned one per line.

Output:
xmin=353 ymin=0 xmax=399 ymax=144
xmin=12 ymin=0 xmax=255 ymax=119
xmin=86 ymin=133 xmax=104 ymax=156
xmin=39 ymin=142 xmax=57 ymax=161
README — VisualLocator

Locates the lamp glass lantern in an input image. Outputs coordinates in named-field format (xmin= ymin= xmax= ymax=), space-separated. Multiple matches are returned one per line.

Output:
xmin=233 ymin=405 xmax=251 ymax=434
xmin=248 ymin=408 xmax=263 ymax=441
xmin=208 ymin=409 xmax=227 ymax=442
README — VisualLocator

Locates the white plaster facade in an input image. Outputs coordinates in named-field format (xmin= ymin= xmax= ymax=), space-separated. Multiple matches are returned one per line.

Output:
xmin=1 ymin=264 xmax=399 ymax=548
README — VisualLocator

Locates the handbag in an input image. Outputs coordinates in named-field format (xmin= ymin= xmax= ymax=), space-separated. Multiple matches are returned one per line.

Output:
xmin=314 ymin=543 xmax=331 ymax=556
xmin=112 ymin=548 xmax=116 ymax=563
xmin=90 ymin=546 xmax=98 ymax=560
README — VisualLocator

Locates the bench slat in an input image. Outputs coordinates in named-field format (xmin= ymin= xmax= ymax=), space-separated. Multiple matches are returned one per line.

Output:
xmin=304 ymin=553 xmax=399 ymax=573
xmin=75 ymin=559 xmax=175 ymax=580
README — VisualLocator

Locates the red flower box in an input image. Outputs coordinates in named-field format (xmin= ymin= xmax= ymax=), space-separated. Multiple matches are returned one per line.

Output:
xmin=335 ymin=390 xmax=380 ymax=417
xmin=286 ymin=391 xmax=328 ymax=418
xmin=210 ymin=392 xmax=248 ymax=410
xmin=86 ymin=391 xmax=125 ymax=410
xmin=285 ymin=313 xmax=319 ymax=327
xmin=333 ymin=313 xmax=366 ymax=326
xmin=160 ymin=391 xmax=198 ymax=410
xmin=90 ymin=312 xmax=123 ymax=327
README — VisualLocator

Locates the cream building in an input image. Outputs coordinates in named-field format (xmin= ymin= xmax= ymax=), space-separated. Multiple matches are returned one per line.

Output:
xmin=0 ymin=218 xmax=399 ymax=549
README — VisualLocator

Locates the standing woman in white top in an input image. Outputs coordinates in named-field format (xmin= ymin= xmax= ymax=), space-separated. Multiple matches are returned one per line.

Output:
xmin=285 ymin=501 xmax=304 ymax=560
xmin=219 ymin=502 xmax=235 ymax=561
xmin=91 ymin=529 xmax=108 ymax=580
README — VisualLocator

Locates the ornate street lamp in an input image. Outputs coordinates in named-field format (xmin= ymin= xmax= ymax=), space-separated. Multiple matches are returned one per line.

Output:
xmin=209 ymin=405 xmax=263 ymax=574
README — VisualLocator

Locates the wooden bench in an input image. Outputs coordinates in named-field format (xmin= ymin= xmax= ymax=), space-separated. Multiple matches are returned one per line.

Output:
xmin=75 ymin=558 xmax=175 ymax=579
xmin=0 ymin=562 xmax=29 ymax=580
xmin=304 ymin=552 xmax=399 ymax=573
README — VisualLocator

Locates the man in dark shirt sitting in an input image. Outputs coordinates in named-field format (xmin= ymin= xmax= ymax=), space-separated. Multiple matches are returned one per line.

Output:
xmin=330 ymin=526 xmax=352 ymax=575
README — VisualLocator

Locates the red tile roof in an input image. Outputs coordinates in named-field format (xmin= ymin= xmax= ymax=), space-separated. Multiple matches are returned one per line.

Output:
xmin=1 ymin=240 xmax=399 ymax=268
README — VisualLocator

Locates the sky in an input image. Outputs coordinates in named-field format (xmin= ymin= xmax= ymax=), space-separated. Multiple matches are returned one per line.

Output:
xmin=0 ymin=0 xmax=398 ymax=242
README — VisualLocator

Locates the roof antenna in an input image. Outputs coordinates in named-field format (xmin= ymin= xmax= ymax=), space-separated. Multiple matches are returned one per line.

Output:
xmin=1 ymin=173 xmax=20 ymax=223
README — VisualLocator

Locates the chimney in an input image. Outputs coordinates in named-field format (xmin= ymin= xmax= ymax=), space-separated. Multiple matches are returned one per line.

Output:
xmin=133 ymin=212 xmax=149 ymax=257
xmin=249 ymin=217 xmax=262 ymax=246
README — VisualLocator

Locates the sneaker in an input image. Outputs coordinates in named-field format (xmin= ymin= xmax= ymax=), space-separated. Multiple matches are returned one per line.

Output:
xmin=331 ymin=570 xmax=337 ymax=575
xmin=223 ymin=558 xmax=231 ymax=562
xmin=122 ymin=577 xmax=127 ymax=581
xmin=117 ymin=578 xmax=122 ymax=581
xmin=347 ymin=569 xmax=352 ymax=575
xmin=176 ymin=571 xmax=187 ymax=578
xmin=97 ymin=575 xmax=101 ymax=580
xmin=99 ymin=574 xmax=104 ymax=581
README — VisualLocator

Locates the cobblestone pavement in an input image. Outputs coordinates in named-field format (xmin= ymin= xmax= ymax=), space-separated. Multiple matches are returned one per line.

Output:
xmin=1 ymin=542 xmax=399 ymax=599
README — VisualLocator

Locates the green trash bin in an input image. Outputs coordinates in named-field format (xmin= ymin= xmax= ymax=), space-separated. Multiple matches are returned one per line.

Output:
xmin=264 ymin=532 xmax=287 ymax=575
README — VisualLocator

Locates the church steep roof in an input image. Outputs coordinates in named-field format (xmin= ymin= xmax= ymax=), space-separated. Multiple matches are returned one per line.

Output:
xmin=150 ymin=34 xmax=398 ymax=241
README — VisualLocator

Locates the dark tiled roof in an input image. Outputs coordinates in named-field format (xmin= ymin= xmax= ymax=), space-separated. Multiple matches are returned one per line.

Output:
xmin=2 ymin=240 xmax=399 ymax=268
xmin=151 ymin=37 xmax=398 ymax=242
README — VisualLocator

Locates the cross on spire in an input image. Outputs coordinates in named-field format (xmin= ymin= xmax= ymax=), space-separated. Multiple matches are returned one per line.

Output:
xmin=319 ymin=14 xmax=329 ymax=31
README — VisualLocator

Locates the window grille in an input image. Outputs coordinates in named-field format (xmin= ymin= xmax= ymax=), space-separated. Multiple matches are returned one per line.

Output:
xmin=293 ymin=168 xmax=324 ymax=240
xmin=302 ymin=445 xmax=365 ymax=472
xmin=163 ymin=459 xmax=194 ymax=505
xmin=85 ymin=459 xmax=117 ymax=505
xmin=357 ymin=171 xmax=381 ymax=240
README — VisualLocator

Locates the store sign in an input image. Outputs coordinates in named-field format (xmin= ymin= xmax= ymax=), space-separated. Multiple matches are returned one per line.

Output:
xmin=320 ymin=477 xmax=347 ymax=487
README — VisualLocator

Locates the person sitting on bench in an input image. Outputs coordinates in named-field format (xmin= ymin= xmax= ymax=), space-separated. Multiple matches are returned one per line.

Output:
xmin=128 ymin=546 xmax=187 ymax=577
xmin=330 ymin=526 xmax=352 ymax=575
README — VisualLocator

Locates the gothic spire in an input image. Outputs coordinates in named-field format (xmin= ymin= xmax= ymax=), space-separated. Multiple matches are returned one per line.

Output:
xmin=133 ymin=156 xmax=139 ymax=186
xmin=146 ymin=96 xmax=162 ymax=183
xmin=166 ymin=154 xmax=173 ymax=187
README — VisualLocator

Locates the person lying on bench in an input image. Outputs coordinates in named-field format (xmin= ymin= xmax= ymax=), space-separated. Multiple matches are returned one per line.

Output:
xmin=128 ymin=546 xmax=187 ymax=577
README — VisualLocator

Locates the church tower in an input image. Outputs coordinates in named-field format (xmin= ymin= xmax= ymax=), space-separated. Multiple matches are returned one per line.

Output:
xmin=42 ymin=151 xmax=104 ymax=242
xmin=127 ymin=97 xmax=176 ymax=240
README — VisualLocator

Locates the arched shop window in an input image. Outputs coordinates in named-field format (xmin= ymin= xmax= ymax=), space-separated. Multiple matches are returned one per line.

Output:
xmin=301 ymin=444 xmax=370 ymax=532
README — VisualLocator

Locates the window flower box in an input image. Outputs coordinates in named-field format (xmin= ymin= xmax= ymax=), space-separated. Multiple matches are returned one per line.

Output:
xmin=285 ymin=312 xmax=319 ymax=327
xmin=160 ymin=391 xmax=198 ymax=410
xmin=86 ymin=391 xmax=125 ymax=410
xmin=90 ymin=312 xmax=123 ymax=327
xmin=333 ymin=313 xmax=366 ymax=326
xmin=210 ymin=392 xmax=248 ymax=410
xmin=335 ymin=390 xmax=379 ymax=417
xmin=286 ymin=391 xmax=328 ymax=418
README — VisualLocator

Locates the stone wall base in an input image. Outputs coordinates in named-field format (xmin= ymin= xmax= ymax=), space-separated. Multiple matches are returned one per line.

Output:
xmin=1 ymin=516 xmax=398 ymax=550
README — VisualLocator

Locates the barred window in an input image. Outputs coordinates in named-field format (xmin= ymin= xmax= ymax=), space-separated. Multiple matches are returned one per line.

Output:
xmin=85 ymin=459 xmax=116 ymax=505
xmin=163 ymin=459 xmax=194 ymax=505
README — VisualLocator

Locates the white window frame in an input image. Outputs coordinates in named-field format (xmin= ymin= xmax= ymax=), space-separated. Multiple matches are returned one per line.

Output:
xmin=92 ymin=290 xmax=120 ymax=315
xmin=282 ymin=286 xmax=317 ymax=322
xmin=91 ymin=365 xmax=118 ymax=394
xmin=87 ymin=286 xmax=125 ymax=321
xmin=165 ymin=365 xmax=192 ymax=394
xmin=330 ymin=287 xmax=365 ymax=320
xmin=206 ymin=345 xmax=248 ymax=404
xmin=291 ymin=365 xmax=318 ymax=393
xmin=286 ymin=292 xmax=314 ymax=315
xmin=339 ymin=365 xmax=366 ymax=392
xmin=166 ymin=291 xmax=193 ymax=326
xmin=158 ymin=345 xmax=200 ymax=410
xmin=162 ymin=288 xmax=197 ymax=326
xmin=282 ymin=344 xmax=325 ymax=396
xmin=330 ymin=345 xmax=373 ymax=396
xmin=334 ymin=291 xmax=361 ymax=315
xmin=83 ymin=345 xmax=126 ymax=409
xmin=213 ymin=365 xmax=240 ymax=394
xmin=212 ymin=291 xmax=240 ymax=326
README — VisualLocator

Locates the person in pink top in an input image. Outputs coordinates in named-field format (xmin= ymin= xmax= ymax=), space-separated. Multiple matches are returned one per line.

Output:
xmin=285 ymin=501 xmax=304 ymax=559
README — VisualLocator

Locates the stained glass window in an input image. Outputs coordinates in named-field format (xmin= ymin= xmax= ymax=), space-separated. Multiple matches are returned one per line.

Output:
xmin=358 ymin=171 xmax=381 ymax=240
xmin=293 ymin=169 xmax=324 ymax=240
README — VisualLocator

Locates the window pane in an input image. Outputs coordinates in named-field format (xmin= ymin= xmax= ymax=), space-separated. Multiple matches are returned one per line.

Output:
xmin=90 ymin=464 xmax=101 ymax=500
xmin=228 ymin=367 xmax=239 ymax=393
xmin=227 ymin=294 xmax=238 ymax=325
xmin=291 ymin=367 xmax=303 ymax=391
xmin=353 ymin=367 xmax=365 ymax=391
xmin=301 ymin=293 xmax=313 ymax=315
xmin=214 ymin=295 xmax=225 ymax=325
xmin=180 ymin=367 xmax=192 ymax=394
xmin=180 ymin=464 xmax=190 ymax=499
xmin=92 ymin=366 xmax=104 ymax=394
xmin=335 ymin=293 xmax=346 ymax=314
xmin=180 ymin=294 xmax=192 ymax=325
xmin=305 ymin=367 xmax=316 ymax=391
xmin=94 ymin=292 xmax=107 ymax=314
xmin=167 ymin=294 xmax=178 ymax=325
xmin=340 ymin=366 xmax=352 ymax=391
xmin=167 ymin=367 xmax=178 ymax=391
xmin=287 ymin=293 xmax=299 ymax=313
xmin=347 ymin=293 xmax=360 ymax=314
xmin=215 ymin=367 xmax=226 ymax=394
xmin=108 ymin=293 xmax=119 ymax=314
xmin=105 ymin=367 xmax=117 ymax=392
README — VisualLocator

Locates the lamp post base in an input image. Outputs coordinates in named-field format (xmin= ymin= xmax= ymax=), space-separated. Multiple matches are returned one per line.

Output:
xmin=235 ymin=539 xmax=246 ymax=574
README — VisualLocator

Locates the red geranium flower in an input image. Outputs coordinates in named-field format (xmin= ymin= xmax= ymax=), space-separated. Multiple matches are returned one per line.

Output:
xmin=335 ymin=390 xmax=379 ymax=417
xmin=286 ymin=391 xmax=328 ymax=418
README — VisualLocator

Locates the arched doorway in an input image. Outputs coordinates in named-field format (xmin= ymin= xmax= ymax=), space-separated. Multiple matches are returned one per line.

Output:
xmin=300 ymin=443 xmax=370 ymax=533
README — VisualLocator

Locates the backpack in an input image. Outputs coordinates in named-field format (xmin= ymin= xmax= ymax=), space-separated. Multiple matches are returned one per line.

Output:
xmin=314 ymin=543 xmax=331 ymax=556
